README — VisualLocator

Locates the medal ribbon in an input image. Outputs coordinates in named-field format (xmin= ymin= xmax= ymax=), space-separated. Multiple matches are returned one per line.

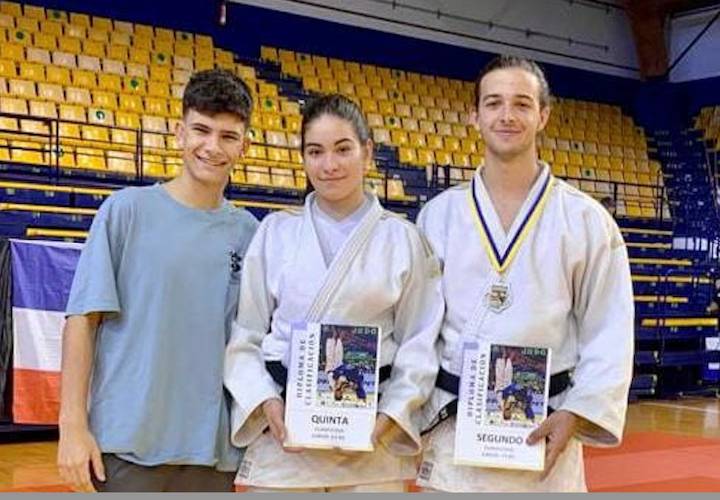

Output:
xmin=467 ymin=169 xmax=555 ymax=275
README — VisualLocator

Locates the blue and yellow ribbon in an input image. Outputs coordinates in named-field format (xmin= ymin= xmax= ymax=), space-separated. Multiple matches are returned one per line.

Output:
xmin=467 ymin=171 xmax=555 ymax=275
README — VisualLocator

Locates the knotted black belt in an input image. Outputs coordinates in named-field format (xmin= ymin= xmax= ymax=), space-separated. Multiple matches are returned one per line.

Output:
xmin=423 ymin=366 xmax=572 ymax=435
xmin=265 ymin=360 xmax=392 ymax=398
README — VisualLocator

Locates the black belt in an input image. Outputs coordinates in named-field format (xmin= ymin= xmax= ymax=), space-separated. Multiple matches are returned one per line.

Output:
xmin=423 ymin=366 xmax=572 ymax=435
xmin=265 ymin=360 xmax=392 ymax=399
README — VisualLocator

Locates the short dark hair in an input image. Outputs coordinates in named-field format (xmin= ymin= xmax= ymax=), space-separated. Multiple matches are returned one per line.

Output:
xmin=183 ymin=68 xmax=253 ymax=125
xmin=476 ymin=55 xmax=551 ymax=109
xmin=300 ymin=93 xmax=371 ymax=151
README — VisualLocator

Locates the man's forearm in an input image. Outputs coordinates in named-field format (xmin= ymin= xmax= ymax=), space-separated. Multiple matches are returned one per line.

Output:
xmin=59 ymin=314 xmax=100 ymax=428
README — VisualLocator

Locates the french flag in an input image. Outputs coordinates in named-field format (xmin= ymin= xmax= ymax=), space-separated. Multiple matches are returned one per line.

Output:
xmin=10 ymin=239 xmax=81 ymax=424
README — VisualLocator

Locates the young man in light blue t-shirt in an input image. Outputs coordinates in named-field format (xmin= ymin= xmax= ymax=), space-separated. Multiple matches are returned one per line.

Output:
xmin=57 ymin=69 xmax=259 ymax=492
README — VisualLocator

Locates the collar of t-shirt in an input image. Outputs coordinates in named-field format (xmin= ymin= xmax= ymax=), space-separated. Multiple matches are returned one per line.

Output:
xmin=311 ymin=194 xmax=372 ymax=267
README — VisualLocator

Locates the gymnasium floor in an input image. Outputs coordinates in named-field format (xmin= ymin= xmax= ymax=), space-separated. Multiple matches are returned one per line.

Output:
xmin=0 ymin=398 xmax=718 ymax=492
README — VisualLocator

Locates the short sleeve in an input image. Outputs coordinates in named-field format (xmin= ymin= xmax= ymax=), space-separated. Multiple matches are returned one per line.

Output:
xmin=65 ymin=194 xmax=130 ymax=317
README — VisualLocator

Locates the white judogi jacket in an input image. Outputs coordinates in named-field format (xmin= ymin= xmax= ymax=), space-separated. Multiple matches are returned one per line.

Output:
xmin=224 ymin=193 xmax=444 ymax=488
xmin=416 ymin=164 xmax=634 ymax=492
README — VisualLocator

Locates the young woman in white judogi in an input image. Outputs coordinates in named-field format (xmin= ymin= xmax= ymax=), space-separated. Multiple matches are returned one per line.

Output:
xmin=224 ymin=94 xmax=444 ymax=492
xmin=415 ymin=56 xmax=634 ymax=492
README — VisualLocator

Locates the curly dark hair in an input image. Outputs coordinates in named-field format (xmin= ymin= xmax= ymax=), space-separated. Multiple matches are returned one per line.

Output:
xmin=183 ymin=68 xmax=254 ymax=125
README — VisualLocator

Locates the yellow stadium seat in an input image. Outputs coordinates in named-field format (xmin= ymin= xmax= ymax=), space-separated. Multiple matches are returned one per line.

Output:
xmin=568 ymin=151 xmax=583 ymax=166
xmin=0 ymin=43 xmax=22 ymax=62
xmin=88 ymin=107 xmax=114 ymax=127
xmin=172 ymin=69 xmax=191 ymax=85
xmin=259 ymin=96 xmax=279 ymax=113
xmin=435 ymin=150 xmax=452 ymax=166
xmin=372 ymin=128 xmax=390 ymax=145
xmin=420 ymin=119 xmax=438 ymax=135
xmin=102 ymin=59 xmax=125 ymax=77
xmin=37 ymin=83 xmax=63 ymax=103
xmin=110 ymin=21 xmax=132 ymax=36
xmin=140 ymin=132 xmax=165 ymax=151
xmin=150 ymin=65 xmax=171 ymax=82
xmin=284 ymin=115 xmax=301 ymax=133
xmin=426 ymin=134 xmax=443 ymax=150
xmin=416 ymin=148 xmax=434 ymax=165
xmin=142 ymin=115 xmax=167 ymax=133
xmin=260 ymin=46 xmax=278 ymax=62
xmin=124 ymin=76 xmax=146 ymax=94
xmin=24 ymin=3 xmax=45 ymax=19
xmin=107 ymin=44 xmax=128 ymax=61
xmin=78 ymin=55 xmax=102 ymax=73
xmin=95 ymin=75 xmax=122 ymax=96
xmin=8 ymin=79 xmax=35 ymax=99
xmin=29 ymin=100 xmax=57 ymax=119
xmin=72 ymin=69 xmax=97 ymax=88
xmin=582 ymin=153 xmax=597 ymax=168
xmin=25 ymin=48 xmax=50 ymax=66
xmin=126 ymin=62 xmax=148 ymax=80
xmin=52 ymin=50 xmax=77 ymax=68
xmin=436 ymin=123 xmax=452 ymax=136
xmin=402 ymin=118 xmax=419 ymax=132
xmin=10 ymin=29 xmax=32 ymax=46
xmin=554 ymin=150 xmax=570 ymax=164
xmin=174 ymin=55 xmax=193 ymax=72
xmin=412 ymin=106 xmax=428 ymax=120
xmin=106 ymin=150 xmax=136 ymax=174
xmin=40 ymin=20 xmax=63 ymax=36
xmin=113 ymin=111 xmax=139 ymax=130
xmin=128 ymin=47 xmax=150 ymax=65
xmin=246 ymin=165 xmax=272 ymax=186
xmin=139 ymin=154 xmax=165 ymax=177
xmin=610 ymin=170 xmax=624 ymax=183
xmin=65 ymin=87 xmax=91 ymax=106
xmin=92 ymin=91 xmax=118 ymax=110
xmin=0 ymin=96 xmax=27 ymax=114
xmin=0 ymin=114 xmax=17 ymax=131
xmin=378 ymin=100 xmax=394 ymax=115
xmin=69 ymin=12 xmax=91 ymax=27
xmin=82 ymin=125 xmax=110 ymax=145
xmin=144 ymin=97 xmax=168 ymax=116
xmin=260 ymin=130 xmax=285 ymax=148
xmin=59 ymin=36 xmax=82 ymax=54
xmin=409 ymin=132 xmax=427 ymax=149
xmin=20 ymin=117 xmax=50 ymax=135
xmin=361 ymin=98 xmax=378 ymax=114
xmin=267 ymin=147 xmax=290 ymax=164
xmin=261 ymin=113 xmax=283 ymax=131
xmin=388 ymin=178 xmax=411 ymax=201
xmin=168 ymin=99 xmax=181 ymax=117
xmin=443 ymin=136 xmax=460 ymax=152
xmin=595 ymin=168 xmax=610 ymax=182
xmin=452 ymin=124 xmax=468 ymax=139
xmin=11 ymin=141 xmax=45 ymax=165
xmin=75 ymin=147 xmax=106 ymax=170
xmin=385 ymin=116 xmax=402 ymax=130
xmin=551 ymin=164 xmax=567 ymax=177
xmin=90 ymin=16 xmax=112 ymax=32
xmin=16 ymin=63 xmax=42 ymax=83
xmin=110 ymin=127 xmax=136 ymax=147
xmin=59 ymin=104 xmax=86 ymax=122
xmin=229 ymin=166 xmax=245 ymax=185
xmin=391 ymin=130 xmax=409 ymax=147
xmin=46 ymin=66 xmax=71 ymax=85
xmin=33 ymin=32 xmax=57 ymax=51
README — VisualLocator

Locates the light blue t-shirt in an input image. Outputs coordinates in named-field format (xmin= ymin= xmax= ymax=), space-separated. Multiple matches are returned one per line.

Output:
xmin=65 ymin=184 xmax=258 ymax=471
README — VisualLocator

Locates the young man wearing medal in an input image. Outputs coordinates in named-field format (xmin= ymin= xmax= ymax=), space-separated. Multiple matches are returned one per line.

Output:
xmin=415 ymin=55 xmax=635 ymax=492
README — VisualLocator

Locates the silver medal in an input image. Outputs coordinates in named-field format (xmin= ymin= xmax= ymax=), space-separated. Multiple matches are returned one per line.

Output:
xmin=486 ymin=280 xmax=512 ymax=313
